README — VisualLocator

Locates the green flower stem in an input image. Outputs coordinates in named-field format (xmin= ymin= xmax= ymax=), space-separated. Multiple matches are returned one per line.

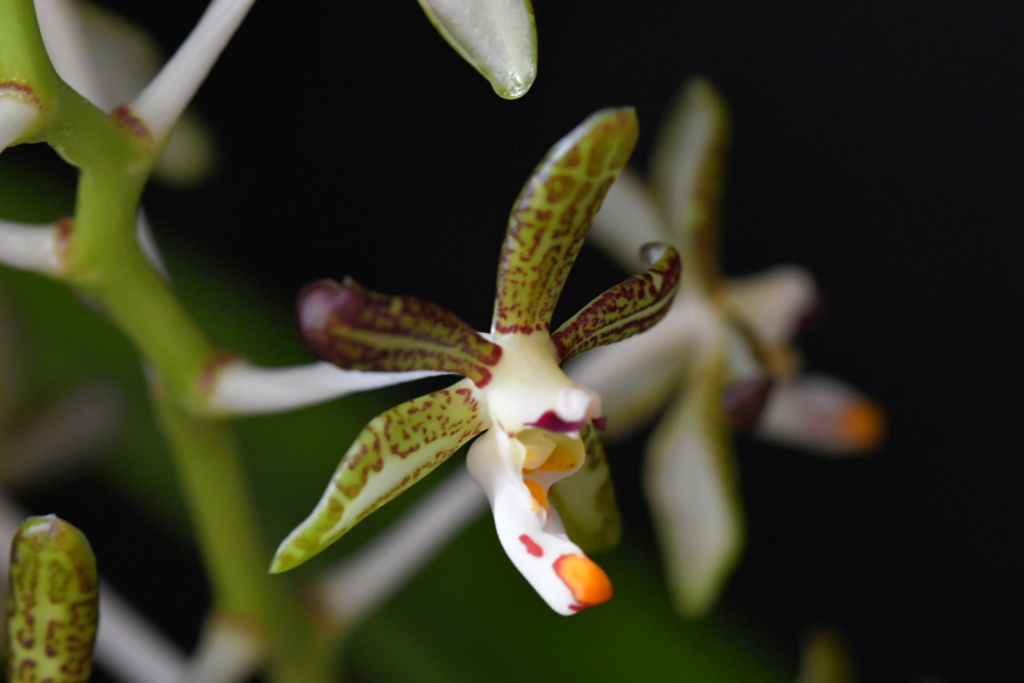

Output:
xmin=3 ymin=8 xmax=341 ymax=678
xmin=43 ymin=82 xmax=230 ymax=412
xmin=152 ymin=378 xmax=338 ymax=682
xmin=0 ymin=0 xmax=57 ymax=105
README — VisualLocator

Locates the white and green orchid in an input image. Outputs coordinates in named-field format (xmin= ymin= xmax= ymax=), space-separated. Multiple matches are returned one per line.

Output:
xmin=418 ymin=0 xmax=537 ymax=99
xmin=271 ymin=108 xmax=682 ymax=615
xmin=569 ymin=79 xmax=884 ymax=617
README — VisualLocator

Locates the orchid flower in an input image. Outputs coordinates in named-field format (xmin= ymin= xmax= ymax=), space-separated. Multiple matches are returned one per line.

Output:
xmin=569 ymin=79 xmax=884 ymax=616
xmin=418 ymin=0 xmax=537 ymax=99
xmin=271 ymin=108 xmax=682 ymax=615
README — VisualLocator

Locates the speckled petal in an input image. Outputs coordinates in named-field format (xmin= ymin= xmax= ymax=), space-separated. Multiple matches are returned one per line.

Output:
xmin=551 ymin=243 xmax=681 ymax=364
xmin=565 ymin=297 xmax=696 ymax=441
xmin=650 ymin=78 xmax=730 ymax=293
xmin=493 ymin=108 xmax=639 ymax=337
xmin=6 ymin=515 xmax=99 ymax=683
xmin=548 ymin=424 xmax=621 ymax=554
xmin=644 ymin=346 xmax=744 ymax=617
xmin=417 ymin=0 xmax=537 ymax=99
xmin=271 ymin=379 xmax=485 ymax=573
xmin=299 ymin=278 xmax=502 ymax=387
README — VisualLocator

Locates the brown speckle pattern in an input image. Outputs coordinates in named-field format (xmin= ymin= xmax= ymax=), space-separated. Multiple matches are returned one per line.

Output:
xmin=493 ymin=109 xmax=638 ymax=336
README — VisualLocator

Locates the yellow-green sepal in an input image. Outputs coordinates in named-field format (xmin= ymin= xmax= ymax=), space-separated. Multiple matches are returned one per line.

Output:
xmin=493 ymin=108 xmax=639 ymax=336
xmin=552 ymin=242 xmax=681 ymax=363
xmin=271 ymin=379 xmax=486 ymax=573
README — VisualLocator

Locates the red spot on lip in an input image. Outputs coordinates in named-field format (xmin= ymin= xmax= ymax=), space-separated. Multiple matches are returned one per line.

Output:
xmin=519 ymin=534 xmax=543 ymax=557
xmin=526 ymin=411 xmax=586 ymax=433
xmin=568 ymin=603 xmax=588 ymax=612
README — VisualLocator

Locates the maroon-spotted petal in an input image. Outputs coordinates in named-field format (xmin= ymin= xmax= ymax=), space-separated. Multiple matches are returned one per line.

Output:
xmin=551 ymin=243 xmax=681 ymax=364
xmin=299 ymin=278 xmax=502 ymax=387
xmin=492 ymin=108 xmax=639 ymax=337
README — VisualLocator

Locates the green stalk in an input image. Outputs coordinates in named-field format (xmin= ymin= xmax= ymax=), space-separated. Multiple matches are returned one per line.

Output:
xmin=0 ymin=0 xmax=58 ymax=122
xmin=3 ymin=8 xmax=344 ymax=677
xmin=152 ymin=382 xmax=338 ymax=681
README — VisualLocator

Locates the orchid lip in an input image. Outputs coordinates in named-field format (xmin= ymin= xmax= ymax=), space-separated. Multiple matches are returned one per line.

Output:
xmin=524 ymin=411 xmax=588 ymax=434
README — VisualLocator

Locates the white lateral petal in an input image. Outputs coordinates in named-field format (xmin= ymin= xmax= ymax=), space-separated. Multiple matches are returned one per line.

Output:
xmin=0 ymin=96 xmax=40 ymax=154
xmin=0 ymin=219 xmax=62 ymax=274
xmin=757 ymin=373 xmax=884 ymax=455
xmin=723 ymin=265 xmax=817 ymax=344
xmin=588 ymin=169 xmax=667 ymax=273
xmin=132 ymin=0 xmax=255 ymax=140
xmin=206 ymin=359 xmax=446 ymax=415
xmin=467 ymin=433 xmax=612 ymax=615
xmin=644 ymin=347 xmax=744 ymax=617
xmin=418 ymin=0 xmax=536 ymax=99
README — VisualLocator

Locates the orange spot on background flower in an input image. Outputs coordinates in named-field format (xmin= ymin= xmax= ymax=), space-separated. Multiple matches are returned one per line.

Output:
xmin=553 ymin=554 xmax=612 ymax=607
xmin=841 ymin=400 xmax=885 ymax=450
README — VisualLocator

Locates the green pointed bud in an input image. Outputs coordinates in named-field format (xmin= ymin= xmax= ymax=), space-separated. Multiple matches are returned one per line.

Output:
xmin=6 ymin=515 xmax=99 ymax=683
xmin=418 ymin=0 xmax=537 ymax=99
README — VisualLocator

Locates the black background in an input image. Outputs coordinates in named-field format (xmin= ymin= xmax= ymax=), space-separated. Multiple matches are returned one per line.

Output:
xmin=48 ymin=1 xmax=1024 ymax=680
